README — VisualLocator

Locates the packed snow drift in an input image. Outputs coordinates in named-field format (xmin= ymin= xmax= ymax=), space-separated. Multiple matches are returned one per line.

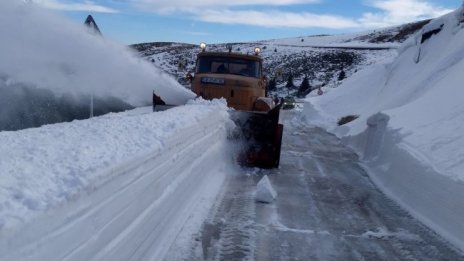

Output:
xmin=0 ymin=99 xmax=234 ymax=260
xmin=302 ymin=6 xmax=464 ymax=251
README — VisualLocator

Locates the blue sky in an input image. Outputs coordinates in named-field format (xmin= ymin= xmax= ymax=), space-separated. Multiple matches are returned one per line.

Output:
xmin=34 ymin=0 xmax=462 ymax=44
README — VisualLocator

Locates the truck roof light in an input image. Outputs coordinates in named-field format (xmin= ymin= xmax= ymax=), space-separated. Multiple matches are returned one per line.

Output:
xmin=200 ymin=42 xmax=207 ymax=52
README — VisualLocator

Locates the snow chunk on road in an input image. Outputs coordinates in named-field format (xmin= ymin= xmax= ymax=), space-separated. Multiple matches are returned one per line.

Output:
xmin=255 ymin=175 xmax=277 ymax=203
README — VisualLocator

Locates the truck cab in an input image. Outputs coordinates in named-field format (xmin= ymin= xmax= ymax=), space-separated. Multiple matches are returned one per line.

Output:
xmin=190 ymin=47 xmax=269 ymax=112
xmin=152 ymin=43 xmax=283 ymax=168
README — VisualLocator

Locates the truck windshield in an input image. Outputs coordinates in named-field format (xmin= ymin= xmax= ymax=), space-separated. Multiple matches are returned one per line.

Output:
xmin=196 ymin=56 xmax=261 ymax=78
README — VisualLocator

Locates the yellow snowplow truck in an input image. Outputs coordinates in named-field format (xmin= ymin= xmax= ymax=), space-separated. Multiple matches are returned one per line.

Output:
xmin=155 ymin=43 xmax=283 ymax=168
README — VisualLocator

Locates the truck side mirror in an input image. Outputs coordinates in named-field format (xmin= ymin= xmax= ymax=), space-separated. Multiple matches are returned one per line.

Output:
xmin=262 ymin=75 xmax=268 ymax=86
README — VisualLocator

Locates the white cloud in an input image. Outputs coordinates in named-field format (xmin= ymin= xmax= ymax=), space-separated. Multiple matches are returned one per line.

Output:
xmin=359 ymin=0 xmax=453 ymax=27
xmin=133 ymin=0 xmax=454 ymax=30
xmin=133 ymin=0 xmax=321 ymax=13
xmin=33 ymin=0 xmax=119 ymax=13
xmin=131 ymin=0 xmax=360 ymax=30
xmin=35 ymin=0 xmax=455 ymax=31
xmin=196 ymin=10 xmax=359 ymax=29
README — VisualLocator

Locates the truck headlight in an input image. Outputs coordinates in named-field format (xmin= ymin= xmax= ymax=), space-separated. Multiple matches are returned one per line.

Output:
xmin=200 ymin=42 xmax=207 ymax=52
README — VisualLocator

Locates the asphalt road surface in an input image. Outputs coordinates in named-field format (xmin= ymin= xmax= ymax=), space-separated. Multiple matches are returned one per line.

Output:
xmin=177 ymin=110 xmax=464 ymax=261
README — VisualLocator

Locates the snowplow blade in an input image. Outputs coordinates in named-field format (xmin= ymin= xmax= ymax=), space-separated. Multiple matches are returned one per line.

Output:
xmin=232 ymin=104 xmax=283 ymax=168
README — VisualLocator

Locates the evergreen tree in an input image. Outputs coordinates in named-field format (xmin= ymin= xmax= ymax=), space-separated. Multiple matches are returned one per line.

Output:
xmin=297 ymin=76 xmax=311 ymax=97
xmin=285 ymin=74 xmax=294 ymax=89
xmin=338 ymin=68 xmax=346 ymax=81
xmin=267 ymin=78 xmax=277 ymax=91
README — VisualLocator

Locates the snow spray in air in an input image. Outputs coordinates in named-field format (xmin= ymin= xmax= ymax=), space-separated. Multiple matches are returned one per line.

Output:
xmin=0 ymin=0 xmax=194 ymax=130
xmin=0 ymin=0 xmax=194 ymax=106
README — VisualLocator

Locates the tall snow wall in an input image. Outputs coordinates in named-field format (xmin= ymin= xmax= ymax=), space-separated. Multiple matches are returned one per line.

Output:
xmin=0 ymin=101 xmax=231 ymax=260
xmin=302 ymin=7 xmax=464 ymax=251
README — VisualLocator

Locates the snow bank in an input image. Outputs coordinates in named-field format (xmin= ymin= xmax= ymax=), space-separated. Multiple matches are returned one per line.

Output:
xmin=0 ymin=100 xmax=232 ymax=260
xmin=350 ymin=116 xmax=464 ymax=253
xmin=302 ymin=7 xmax=464 ymax=251
xmin=0 ymin=0 xmax=194 ymax=106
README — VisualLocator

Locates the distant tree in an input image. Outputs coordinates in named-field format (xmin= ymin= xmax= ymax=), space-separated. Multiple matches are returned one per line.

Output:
xmin=275 ymin=68 xmax=283 ymax=82
xmin=262 ymin=46 xmax=267 ymax=50
xmin=267 ymin=78 xmax=277 ymax=91
xmin=297 ymin=76 xmax=311 ymax=97
xmin=337 ymin=68 xmax=346 ymax=81
xmin=177 ymin=59 xmax=186 ymax=71
xmin=301 ymin=38 xmax=304 ymax=42
xmin=274 ymin=48 xmax=277 ymax=52
xmin=285 ymin=74 xmax=294 ymax=89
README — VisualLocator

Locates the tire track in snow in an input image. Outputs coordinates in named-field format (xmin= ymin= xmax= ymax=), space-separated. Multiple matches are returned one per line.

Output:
xmin=189 ymin=109 xmax=464 ymax=260
xmin=197 ymin=175 xmax=257 ymax=261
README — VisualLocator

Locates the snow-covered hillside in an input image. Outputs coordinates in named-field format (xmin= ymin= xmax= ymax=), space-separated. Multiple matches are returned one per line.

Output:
xmin=131 ymin=20 xmax=427 ymax=92
xmin=0 ymin=1 xmax=425 ymax=132
xmin=302 ymin=6 xmax=464 ymax=251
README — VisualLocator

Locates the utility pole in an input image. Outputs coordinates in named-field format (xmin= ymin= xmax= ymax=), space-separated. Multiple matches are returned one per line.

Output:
xmin=89 ymin=94 xmax=94 ymax=118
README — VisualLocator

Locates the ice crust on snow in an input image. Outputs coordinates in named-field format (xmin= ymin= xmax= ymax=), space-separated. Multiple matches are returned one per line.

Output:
xmin=302 ymin=7 xmax=464 ymax=251
xmin=255 ymin=175 xmax=277 ymax=203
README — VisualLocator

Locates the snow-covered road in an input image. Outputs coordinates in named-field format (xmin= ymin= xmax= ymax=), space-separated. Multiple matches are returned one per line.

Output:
xmin=2 ymin=105 xmax=463 ymax=260
xmin=176 ymin=110 xmax=464 ymax=260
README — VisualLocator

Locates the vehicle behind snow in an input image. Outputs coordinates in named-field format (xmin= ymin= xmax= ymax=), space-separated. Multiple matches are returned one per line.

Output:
xmin=156 ymin=43 xmax=283 ymax=168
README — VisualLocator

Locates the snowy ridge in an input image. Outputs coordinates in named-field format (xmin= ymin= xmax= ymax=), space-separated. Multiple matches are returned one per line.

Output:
xmin=135 ymin=20 xmax=421 ymax=93
xmin=0 ymin=100 xmax=232 ymax=260
xmin=302 ymin=6 xmax=464 ymax=251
